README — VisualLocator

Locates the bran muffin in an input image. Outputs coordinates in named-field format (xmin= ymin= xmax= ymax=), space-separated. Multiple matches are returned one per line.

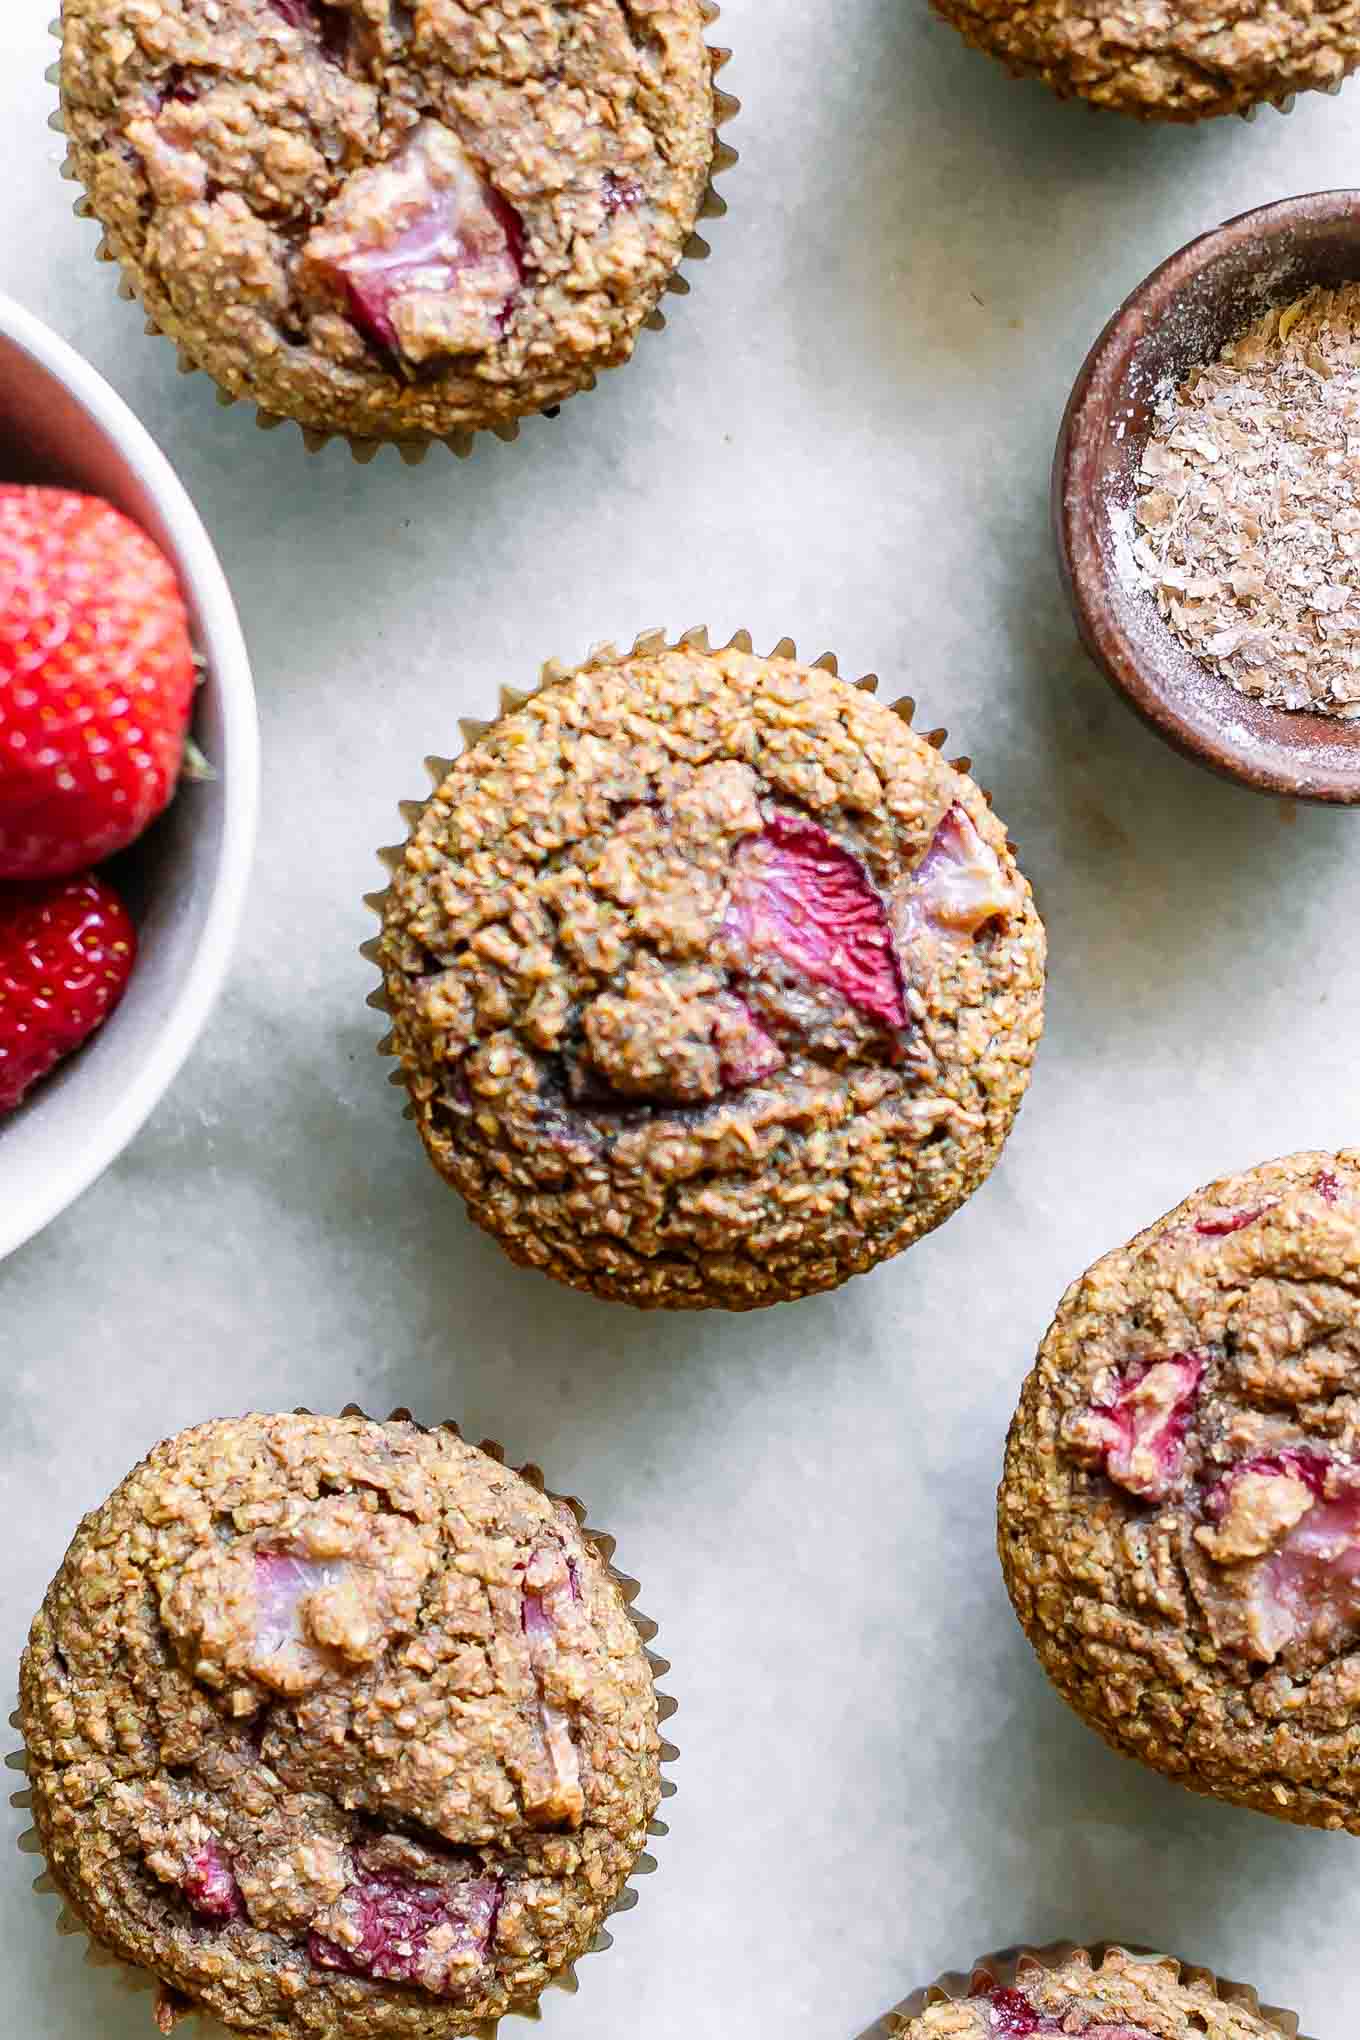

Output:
xmin=999 ymin=1149 xmax=1360 ymax=1832
xmin=57 ymin=1 xmax=725 ymax=445
xmin=19 ymin=1412 xmax=663 ymax=2036
xmin=871 ymin=1945 xmax=1303 ymax=2040
xmin=375 ymin=634 xmax=1046 ymax=1311
xmin=930 ymin=0 xmax=1360 ymax=120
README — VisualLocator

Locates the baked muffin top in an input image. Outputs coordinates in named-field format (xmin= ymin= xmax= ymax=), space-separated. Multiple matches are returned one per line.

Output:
xmin=887 ymin=1948 xmax=1291 ymax=2039
xmin=930 ymin=0 xmax=1360 ymax=120
xmin=59 ymin=0 xmax=717 ymax=440
xmin=379 ymin=639 xmax=1046 ymax=1310
xmin=1000 ymin=1150 xmax=1360 ymax=1831
xmin=20 ymin=1413 xmax=661 ymax=2037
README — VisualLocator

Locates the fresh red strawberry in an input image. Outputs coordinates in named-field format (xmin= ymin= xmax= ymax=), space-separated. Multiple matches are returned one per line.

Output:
xmin=0 ymin=873 xmax=136 ymax=1110
xmin=0 ymin=486 xmax=196 ymax=879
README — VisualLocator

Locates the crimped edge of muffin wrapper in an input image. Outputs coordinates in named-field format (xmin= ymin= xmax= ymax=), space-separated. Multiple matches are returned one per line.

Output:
xmin=1237 ymin=75 xmax=1349 ymax=118
xmin=858 ymin=1939 xmax=1316 ymax=2040
xmin=9 ymin=1401 xmax=677 ymax=2036
xmin=48 ymin=7 xmax=740 ymax=464
xmin=357 ymin=620 xmax=1002 ymax=1123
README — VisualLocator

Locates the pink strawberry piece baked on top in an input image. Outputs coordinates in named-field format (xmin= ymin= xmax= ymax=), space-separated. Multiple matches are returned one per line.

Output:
xmin=19 ymin=1412 xmax=661 ymax=2037
xmin=378 ymin=639 xmax=1046 ymax=1309
xmin=57 ymin=0 xmax=720 ymax=444
xmin=1000 ymin=1149 xmax=1360 ymax=1832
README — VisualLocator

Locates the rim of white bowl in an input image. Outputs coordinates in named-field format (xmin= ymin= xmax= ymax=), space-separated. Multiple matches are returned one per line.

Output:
xmin=0 ymin=294 xmax=260 ymax=1262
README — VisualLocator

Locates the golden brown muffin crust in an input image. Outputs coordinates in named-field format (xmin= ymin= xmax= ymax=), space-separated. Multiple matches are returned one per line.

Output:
xmin=931 ymin=0 xmax=1360 ymax=120
xmin=999 ymin=1150 xmax=1360 ymax=1832
xmin=59 ymin=0 xmax=717 ymax=439
xmin=887 ymin=1947 xmax=1294 ymax=2039
xmin=20 ymin=1413 xmax=661 ymax=2036
xmin=379 ymin=641 xmax=1046 ymax=1310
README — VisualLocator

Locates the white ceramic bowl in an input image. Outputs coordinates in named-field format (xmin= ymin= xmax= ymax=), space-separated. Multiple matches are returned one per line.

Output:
xmin=0 ymin=295 xmax=259 ymax=1261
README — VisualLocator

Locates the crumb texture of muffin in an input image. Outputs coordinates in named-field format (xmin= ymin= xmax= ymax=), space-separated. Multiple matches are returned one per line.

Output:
xmin=883 ymin=1946 xmax=1295 ymax=2039
xmin=59 ymin=0 xmax=718 ymax=440
xmin=999 ymin=1149 xmax=1360 ymax=1831
xmin=20 ymin=1412 xmax=661 ymax=2036
xmin=930 ymin=0 xmax=1360 ymax=119
xmin=378 ymin=637 xmax=1046 ymax=1311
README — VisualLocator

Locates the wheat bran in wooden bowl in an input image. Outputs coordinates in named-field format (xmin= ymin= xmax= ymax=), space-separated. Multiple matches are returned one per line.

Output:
xmin=1055 ymin=191 xmax=1360 ymax=804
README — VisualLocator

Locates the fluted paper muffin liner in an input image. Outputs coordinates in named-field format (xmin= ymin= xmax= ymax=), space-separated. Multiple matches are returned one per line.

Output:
xmin=1238 ymin=76 xmax=1349 ymax=118
xmin=49 ymin=10 xmax=739 ymax=465
xmin=10 ymin=1401 xmax=676 ymax=2036
xmin=859 ymin=1940 xmax=1315 ymax=2040
xmin=360 ymin=620 xmax=1003 ymax=1121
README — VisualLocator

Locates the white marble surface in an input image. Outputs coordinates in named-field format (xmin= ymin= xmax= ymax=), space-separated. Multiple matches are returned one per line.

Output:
xmin=4 ymin=4 xmax=1360 ymax=2035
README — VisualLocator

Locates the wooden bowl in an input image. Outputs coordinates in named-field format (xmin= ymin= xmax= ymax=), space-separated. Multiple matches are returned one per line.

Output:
xmin=1053 ymin=191 xmax=1360 ymax=804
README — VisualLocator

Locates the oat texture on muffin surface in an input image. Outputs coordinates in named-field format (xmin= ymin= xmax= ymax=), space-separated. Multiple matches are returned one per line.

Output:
xmin=999 ymin=1150 xmax=1360 ymax=1832
xmin=929 ymin=0 xmax=1360 ymax=119
xmin=376 ymin=635 xmax=1046 ymax=1311
xmin=883 ymin=1945 xmax=1294 ymax=2039
xmin=19 ymin=1412 xmax=662 ymax=2037
xmin=58 ymin=0 xmax=720 ymax=443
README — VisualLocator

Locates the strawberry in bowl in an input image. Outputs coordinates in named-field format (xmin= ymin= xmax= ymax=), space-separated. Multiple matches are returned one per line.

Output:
xmin=0 ymin=294 xmax=257 ymax=1258
xmin=0 ymin=485 xmax=196 ymax=1108
xmin=0 ymin=486 xmax=198 ymax=881
xmin=0 ymin=874 xmax=137 ymax=1112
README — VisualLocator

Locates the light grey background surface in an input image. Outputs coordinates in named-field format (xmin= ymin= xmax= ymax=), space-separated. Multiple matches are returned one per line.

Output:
xmin=3 ymin=3 xmax=1359 ymax=2035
